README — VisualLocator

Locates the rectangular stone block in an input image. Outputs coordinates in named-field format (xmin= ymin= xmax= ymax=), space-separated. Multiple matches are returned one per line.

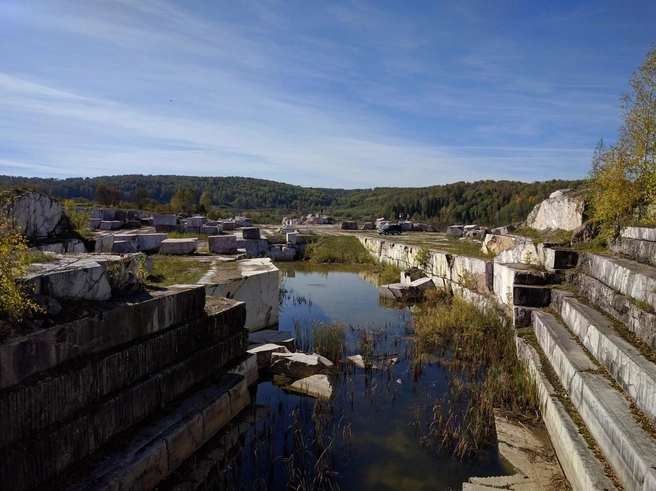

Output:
xmin=241 ymin=227 xmax=261 ymax=240
xmin=99 ymin=220 xmax=113 ymax=230
xmin=0 ymin=285 xmax=206 ymax=389
xmin=153 ymin=214 xmax=177 ymax=227
xmin=221 ymin=221 xmax=236 ymax=231
xmin=110 ymin=220 xmax=122 ymax=229
xmin=0 ymin=304 xmax=246 ymax=447
xmin=90 ymin=218 xmax=101 ymax=229
xmin=209 ymin=235 xmax=237 ymax=254
xmin=0 ymin=332 xmax=249 ymax=491
xmin=102 ymin=209 xmax=116 ymax=221
xmin=160 ymin=238 xmax=197 ymax=255
xmin=112 ymin=240 xmax=137 ymax=254
xmin=136 ymin=233 xmax=167 ymax=252
xmin=200 ymin=225 xmax=219 ymax=235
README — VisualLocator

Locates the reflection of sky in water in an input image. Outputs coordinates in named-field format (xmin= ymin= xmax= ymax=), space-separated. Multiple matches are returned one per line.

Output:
xmin=227 ymin=264 xmax=511 ymax=490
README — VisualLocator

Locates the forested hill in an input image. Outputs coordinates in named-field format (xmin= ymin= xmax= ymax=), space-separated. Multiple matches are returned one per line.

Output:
xmin=2 ymin=174 xmax=584 ymax=227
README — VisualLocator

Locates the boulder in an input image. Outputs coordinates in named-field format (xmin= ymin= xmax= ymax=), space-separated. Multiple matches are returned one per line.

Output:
xmin=269 ymin=352 xmax=332 ymax=379
xmin=525 ymin=189 xmax=585 ymax=231
xmin=288 ymin=374 xmax=334 ymax=400
xmin=571 ymin=221 xmax=598 ymax=244
xmin=340 ymin=221 xmax=359 ymax=230
xmin=8 ymin=192 xmax=69 ymax=239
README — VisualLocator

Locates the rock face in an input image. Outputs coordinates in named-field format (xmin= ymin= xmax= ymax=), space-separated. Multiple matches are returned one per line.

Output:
xmin=8 ymin=192 xmax=69 ymax=239
xmin=525 ymin=189 xmax=585 ymax=231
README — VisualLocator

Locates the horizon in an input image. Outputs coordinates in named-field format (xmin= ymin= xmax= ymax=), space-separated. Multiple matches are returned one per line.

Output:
xmin=1 ymin=1 xmax=654 ymax=188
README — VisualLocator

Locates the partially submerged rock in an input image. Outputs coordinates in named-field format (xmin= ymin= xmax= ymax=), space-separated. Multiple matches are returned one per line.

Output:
xmin=269 ymin=352 xmax=333 ymax=379
xmin=247 ymin=343 xmax=290 ymax=369
xmin=288 ymin=374 xmax=334 ymax=400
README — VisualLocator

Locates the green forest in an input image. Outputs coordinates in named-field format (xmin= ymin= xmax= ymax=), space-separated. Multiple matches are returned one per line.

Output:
xmin=2 ymin=174 xmax=583 ymax=227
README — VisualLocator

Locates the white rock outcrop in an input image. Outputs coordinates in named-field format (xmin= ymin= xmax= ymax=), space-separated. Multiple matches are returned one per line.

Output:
xmin=525 ymin=189 xmax=584 ymax=231
xmin=8 ymin=192 xmax=69 ymax=239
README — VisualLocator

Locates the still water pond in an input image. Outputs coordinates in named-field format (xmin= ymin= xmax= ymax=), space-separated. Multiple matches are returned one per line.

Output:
xmin=223 ymin=263 xmax=510 ymax=490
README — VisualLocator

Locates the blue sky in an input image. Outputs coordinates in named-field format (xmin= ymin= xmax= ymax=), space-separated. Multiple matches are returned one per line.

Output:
xmin=0 ymin=0 xmax=654 ymax=189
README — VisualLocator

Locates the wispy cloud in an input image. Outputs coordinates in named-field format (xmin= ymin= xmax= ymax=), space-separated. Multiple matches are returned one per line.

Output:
xmin=0 ymin=0 xmax=652 ymax=188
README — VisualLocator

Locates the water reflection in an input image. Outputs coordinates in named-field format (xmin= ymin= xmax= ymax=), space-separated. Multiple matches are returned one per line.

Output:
xmin=200 ymin=263 xmax=509 ymax=490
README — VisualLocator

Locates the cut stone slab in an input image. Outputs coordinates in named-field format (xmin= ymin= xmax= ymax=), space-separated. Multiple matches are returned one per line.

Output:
xmin=516 ymin=337 xmax=619 ymax=491
xmin=200 ymin=225 xmax=220 ymax=235
xmin=160 ymin=238 xmax=197 ymax=255
xmin=621 ymin=226 xmax=656 ymax=242
xmin=533 ymin=310 xmax=656 ymax=491
xmin=110 ymin=220 xmax=122 ymax=229
xmin=249 ymin=330 xmax=295 ymax=351
xmin=377 ymin=283 xmax=420 ymax=300
xmin=136 ymin=233 xmax=168 ymax=252
xmin=247 ymin=343 xmax=291 ymax=369
xmin=409 ymin=276 xmax=435 ymax=292
xmin=269 ymin=352 xmax=332 ymax=379
xmin=208 ymin=235 xmax=238 ymax=254
xmin=288 ymin=374 xmax=334 ymax=400
xmin=99 ymin=221 xmax=113 ymax=230
xmin=512 ymin=285 xmax=551 ymax=307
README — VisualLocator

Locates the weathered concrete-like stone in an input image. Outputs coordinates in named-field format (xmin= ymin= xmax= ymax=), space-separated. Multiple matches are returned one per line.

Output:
xmin=270 ymin=246 xmax=295 ymax=261
xmin=99 ymin=220 xmax=113 ymax=230
xmin=89 ymin=234 xmax=114 ymax=253
xmin=288 ymin=374 xmax=334 ymax=400
xmin=208 ymin=235 xmax=238 ymax=254
xmin=200 ymin=225 xmax=219 ymax=235
xmin=160 ymin=238 xmax=197 ymax=255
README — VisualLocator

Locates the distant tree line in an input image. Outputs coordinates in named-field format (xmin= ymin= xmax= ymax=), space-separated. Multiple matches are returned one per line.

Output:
xmin=1 ymin=174 xmax=583 ymax=227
